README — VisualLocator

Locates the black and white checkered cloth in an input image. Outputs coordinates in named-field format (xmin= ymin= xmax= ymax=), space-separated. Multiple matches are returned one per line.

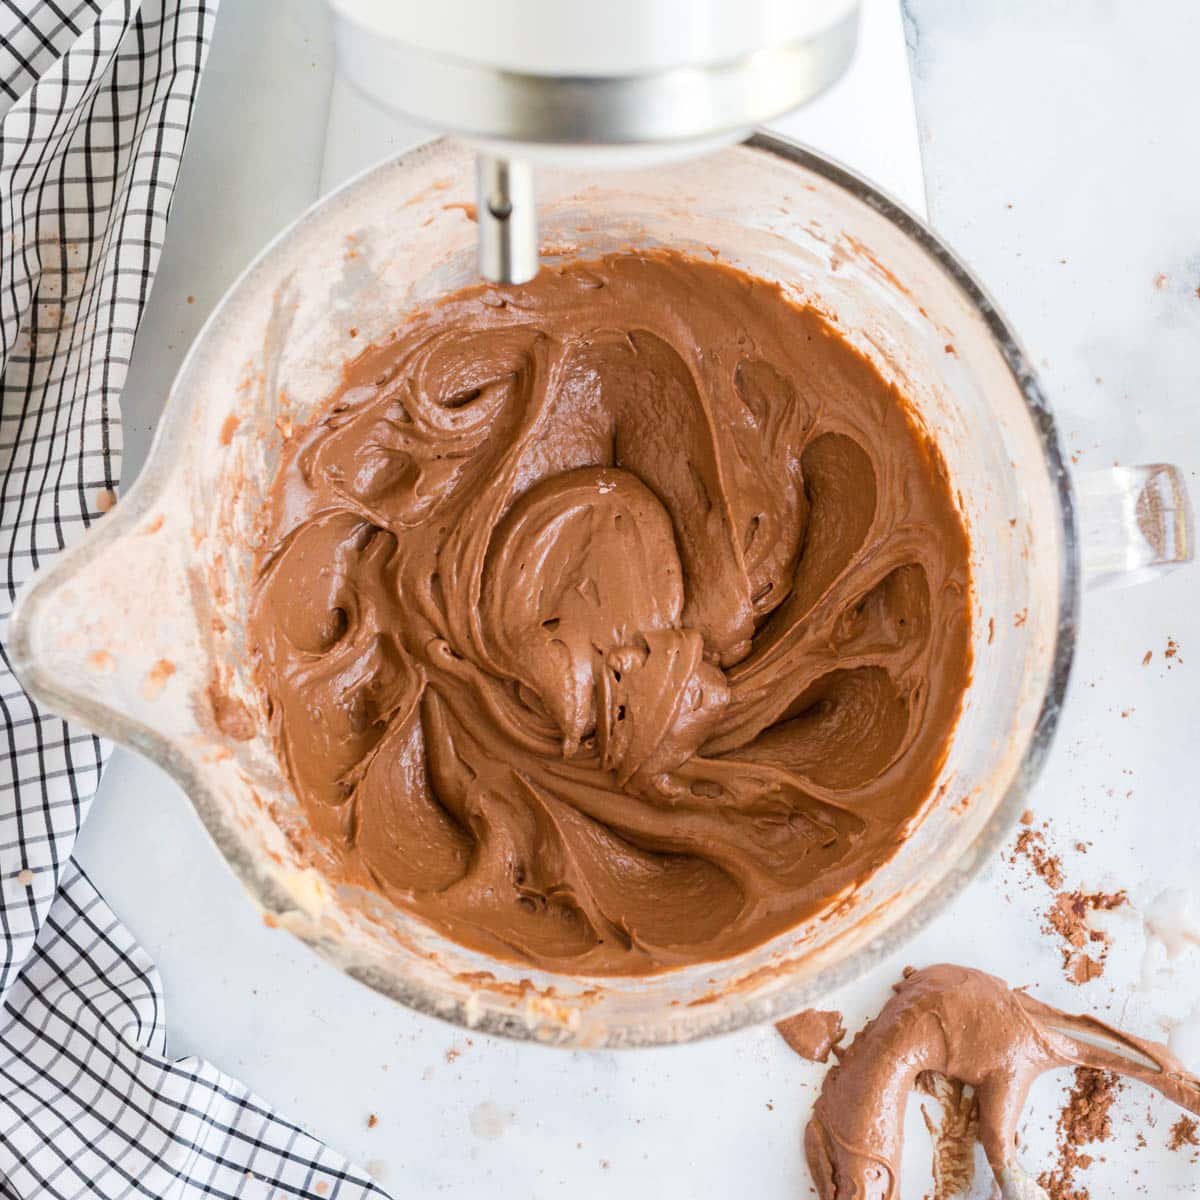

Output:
xmin=0 ymin=3 xmax=386 ymax=1195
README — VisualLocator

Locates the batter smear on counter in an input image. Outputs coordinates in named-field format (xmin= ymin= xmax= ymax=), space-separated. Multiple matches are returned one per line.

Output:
xmin=248 ymin=251 xmax=971 ymax=974
xmin=797 ymin=964 xmax=1200 ymax=1199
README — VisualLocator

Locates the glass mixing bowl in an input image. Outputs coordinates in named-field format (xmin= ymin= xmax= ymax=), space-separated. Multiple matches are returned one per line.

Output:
xmin=10 ymin=135 xmax=1190 ymax=1047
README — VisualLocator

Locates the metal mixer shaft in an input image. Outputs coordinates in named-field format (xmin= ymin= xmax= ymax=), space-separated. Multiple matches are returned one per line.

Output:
xmin=476 ymin=154 xmax=539 ymax=285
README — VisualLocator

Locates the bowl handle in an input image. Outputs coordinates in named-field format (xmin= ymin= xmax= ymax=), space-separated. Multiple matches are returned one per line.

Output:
xmin=1076 ymin=464 xmax=1193 ymax=591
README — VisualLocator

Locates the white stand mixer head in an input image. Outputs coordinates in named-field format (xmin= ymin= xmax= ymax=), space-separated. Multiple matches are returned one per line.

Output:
xmin=329 ymin=0 xmax=860 ymax=281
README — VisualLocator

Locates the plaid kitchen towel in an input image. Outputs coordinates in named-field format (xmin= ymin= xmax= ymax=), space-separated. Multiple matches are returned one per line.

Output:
xmin=0 ymin=3 xmax=386 ymax=1196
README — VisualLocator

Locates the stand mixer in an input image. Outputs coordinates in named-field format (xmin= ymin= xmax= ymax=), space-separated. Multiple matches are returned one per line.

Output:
xmin=328 ymin=0 xmax=861 ymax=282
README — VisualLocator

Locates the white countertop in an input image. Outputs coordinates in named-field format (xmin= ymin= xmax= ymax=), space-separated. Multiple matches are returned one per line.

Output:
xmin=74 ymin=2 xmax=1200 ymax=1195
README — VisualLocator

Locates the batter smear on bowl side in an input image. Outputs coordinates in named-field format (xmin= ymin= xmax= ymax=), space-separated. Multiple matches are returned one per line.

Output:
xmin=248 ymin=251 xmax=971 ymax=975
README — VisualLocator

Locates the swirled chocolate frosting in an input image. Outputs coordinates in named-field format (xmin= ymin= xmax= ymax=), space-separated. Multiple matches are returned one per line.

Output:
xmin=249 ymin=251 xmax=971 ymax=975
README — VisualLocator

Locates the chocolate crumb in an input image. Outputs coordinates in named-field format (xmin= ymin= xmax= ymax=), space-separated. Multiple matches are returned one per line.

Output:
xmin=1008 ymin=820 xmax=1129 ymax=983
xmin=1046 ymin=890 xmax=1128 ymax=984
xmin=1069 ymin=954 xmax=1104 ymax=985
xmin=1168 ymin=1115 xmax=1199 ymax=1151
xmin=1013 ymin=827 xmax=1064 ymax=890
xmin=1038 ymin=1068 xmax=1121 ymax=1200
xmin=1142 ymin=650 xmax=1152 ymax=666
xmin=367 ymin=1113 xmax=378 ymax=1129
xmin=445 ymin=1046 xmax=461 ymax=1063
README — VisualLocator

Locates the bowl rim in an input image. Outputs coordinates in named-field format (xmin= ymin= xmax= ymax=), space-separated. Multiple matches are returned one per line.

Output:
xmin=8 ymin=131 xmax=1079 ymax=1046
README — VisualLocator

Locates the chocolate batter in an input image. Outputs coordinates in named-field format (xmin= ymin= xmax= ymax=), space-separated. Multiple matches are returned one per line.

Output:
xmin=801 ymin=964 xmax=1200 ymax=1197
xmin=248 ymin=251 xmax=971 ymax=975
xmin=777 ymin=1008 xmax=846 ymax=1063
